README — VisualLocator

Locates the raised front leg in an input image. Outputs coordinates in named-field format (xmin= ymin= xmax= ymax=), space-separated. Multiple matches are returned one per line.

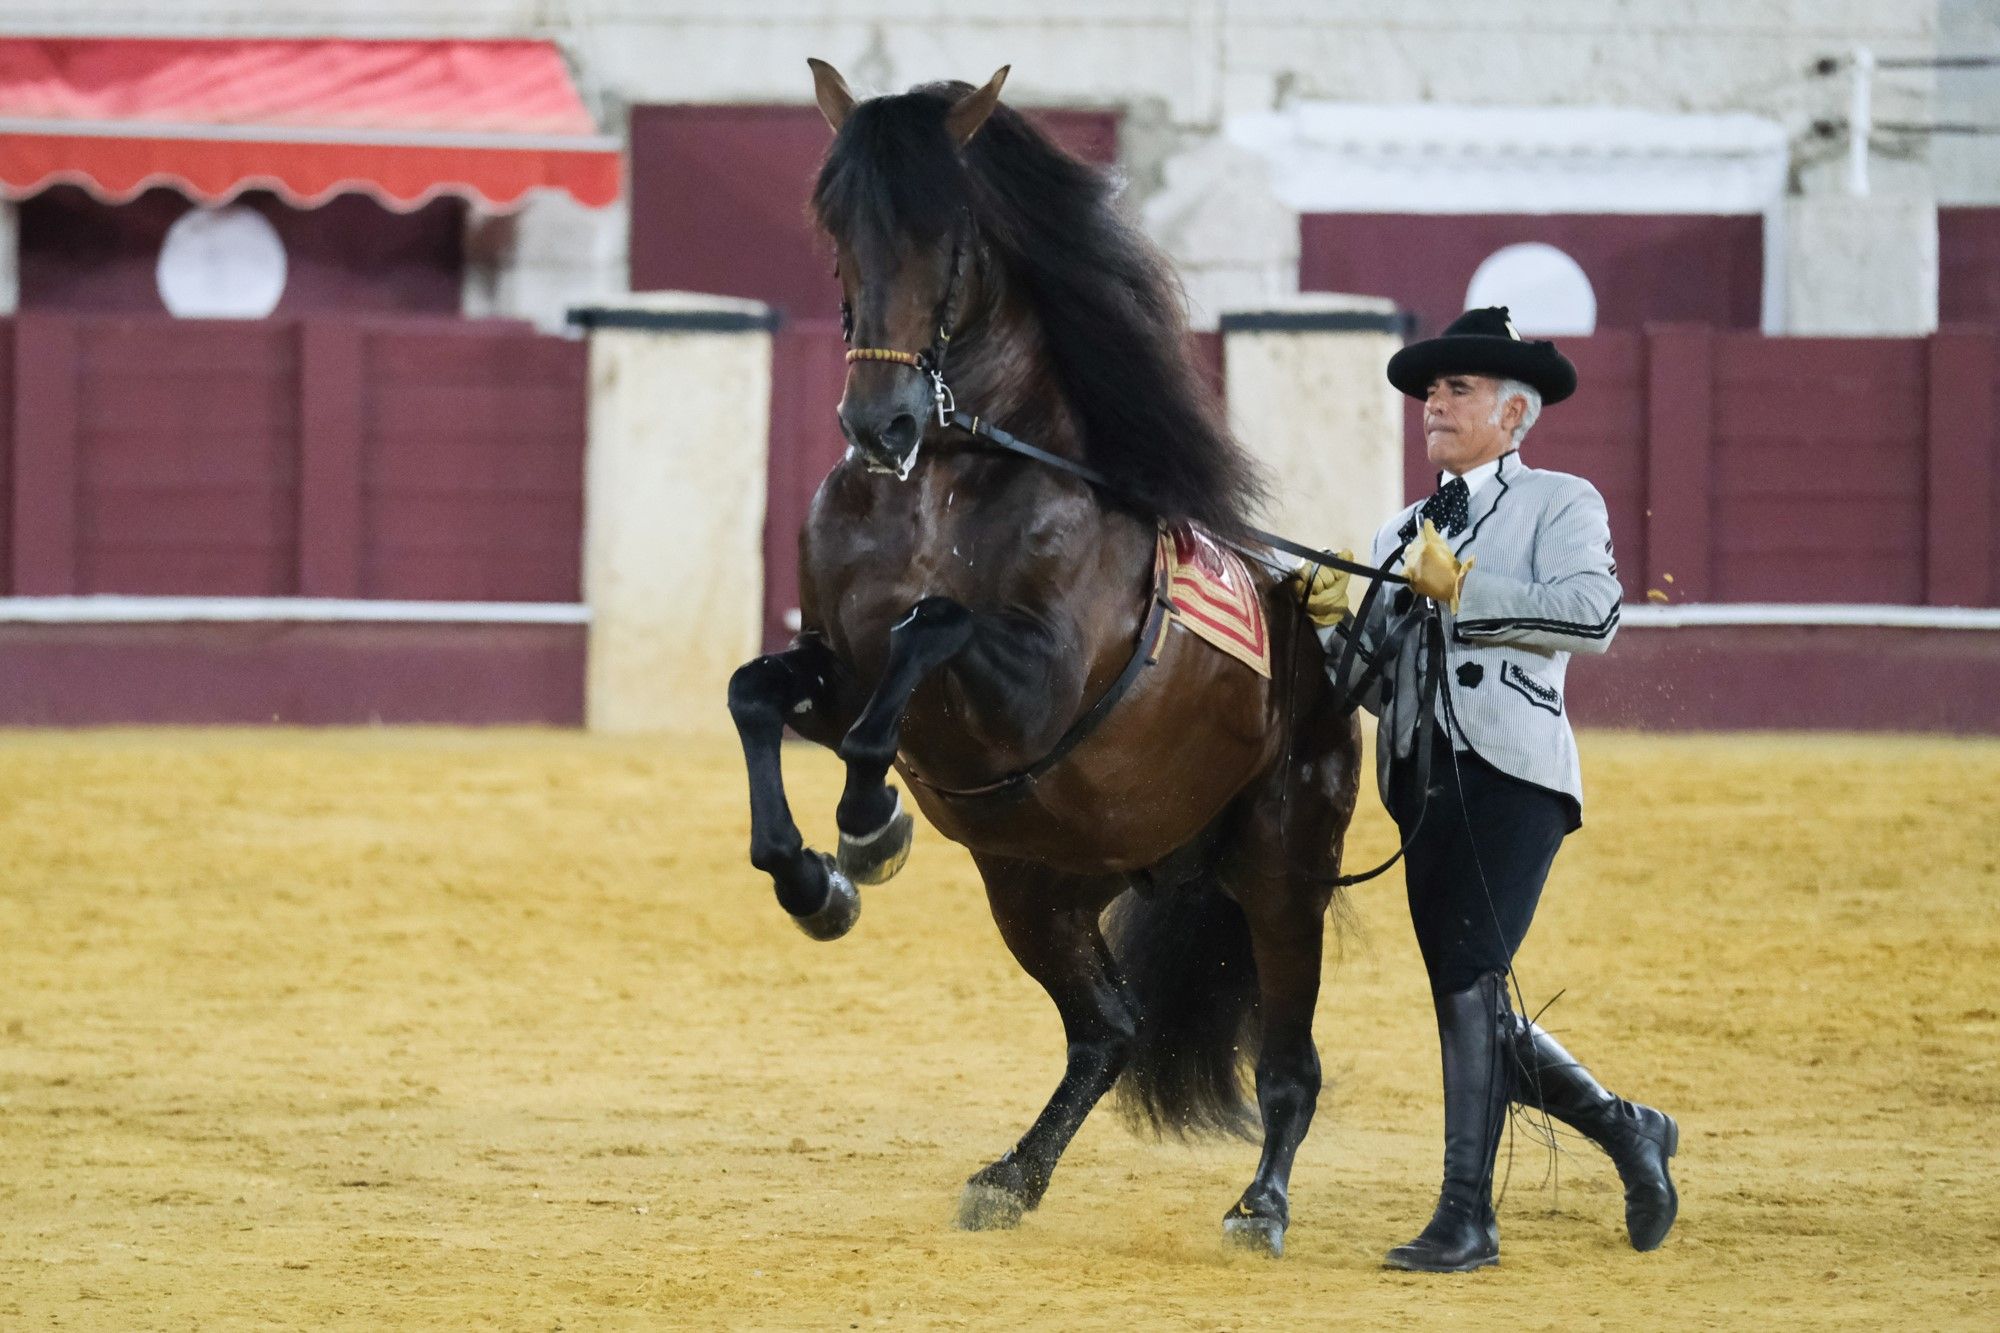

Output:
xmin=831 ymin=596 xmax=977 ymax=882
xmin=957 ymin=856 xmax=1135 ymax=1231
xmin=1223 ymin=894 xmax=1327 ymax=1258
xmin=727 ymin=637 xmax=865 ymax=941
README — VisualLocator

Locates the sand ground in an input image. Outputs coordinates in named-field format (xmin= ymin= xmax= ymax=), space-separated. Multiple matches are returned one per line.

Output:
xmin=1 ymin=728 xmax=1995 ymax=1330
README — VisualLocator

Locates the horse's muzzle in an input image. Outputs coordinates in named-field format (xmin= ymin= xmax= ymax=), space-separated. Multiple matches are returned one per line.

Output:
xmin=838 ymin=406 xmax=924 ymax=479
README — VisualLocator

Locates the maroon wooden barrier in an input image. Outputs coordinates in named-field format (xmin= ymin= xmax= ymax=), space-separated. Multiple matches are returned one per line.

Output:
xmin=1569 ymin=624 xmax=2000 ymax=735
xmin=0 ymin=622 xmax=584 ymax=726
xmin=0 ymin=314 xmax=586 ymax=725
xmin=2 ymin=314 xmax=586 ymax=603
xmin=1992 ymin=346 xmax=2000 ymax=604
xmin=11 ymin=313 xmax=80 ymax=594
xmin=0 ymin=317 xmax=13 ymax=593
xmin=1940 ymin=207 xmax=2000 ymax=325
xmin=764 ymin=317 xmax=851 ymax=652
xmin=74 ymin=319 xmax=302 ymax=595
xmin=358 ymin=325 xmax=585 ymax=601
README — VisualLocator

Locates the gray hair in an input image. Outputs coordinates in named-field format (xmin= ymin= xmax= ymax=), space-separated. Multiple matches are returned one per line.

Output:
xmin=1489 ymin=378 xmax=1542 ymax=446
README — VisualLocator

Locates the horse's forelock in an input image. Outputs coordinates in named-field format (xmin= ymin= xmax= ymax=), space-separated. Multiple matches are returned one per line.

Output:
xmin=812 ymin=89 xmax=968 ymax=249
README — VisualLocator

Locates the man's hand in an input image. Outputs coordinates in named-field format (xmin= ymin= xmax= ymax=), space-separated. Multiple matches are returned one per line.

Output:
xmin=1285 ymin=555 xmax=1354 ymax=628
xmin=1403 ymin=519 xmax=1474 ymax=613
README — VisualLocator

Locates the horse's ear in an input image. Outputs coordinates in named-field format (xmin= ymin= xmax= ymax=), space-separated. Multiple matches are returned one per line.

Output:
xmin=946 ymin=66 xmax=1010 ymax=147
xmin=807 ymin=58 xmax=857 ymax=133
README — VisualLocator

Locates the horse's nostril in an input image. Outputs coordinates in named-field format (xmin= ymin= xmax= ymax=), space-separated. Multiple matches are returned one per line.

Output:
xmin=879 ymin=413 xmax=920 ymax=458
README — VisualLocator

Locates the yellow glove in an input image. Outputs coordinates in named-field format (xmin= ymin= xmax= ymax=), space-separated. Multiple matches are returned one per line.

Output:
xmin=1285 ymin=554 xmax=1355 ymax=628
xmin=1403 ymin=519 xmax=1474 ymax=613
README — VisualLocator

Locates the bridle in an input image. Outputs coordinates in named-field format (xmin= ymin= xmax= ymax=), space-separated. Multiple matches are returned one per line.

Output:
xmin=839 ymin=213 xmax=970 ymax=450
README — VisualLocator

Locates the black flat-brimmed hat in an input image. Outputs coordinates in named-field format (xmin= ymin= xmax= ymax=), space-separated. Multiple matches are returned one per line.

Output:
xmin=1386 ymin=306 xmax=1577 ymax=404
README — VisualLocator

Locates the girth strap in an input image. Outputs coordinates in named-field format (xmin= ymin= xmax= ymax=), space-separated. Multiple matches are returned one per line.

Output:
xmin=900 ymin=575 xmax=1174 ymax=803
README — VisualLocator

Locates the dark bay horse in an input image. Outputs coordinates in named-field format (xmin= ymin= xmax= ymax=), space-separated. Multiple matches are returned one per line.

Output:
xmin=726 ymin=60 xmax=1362 ymax=1256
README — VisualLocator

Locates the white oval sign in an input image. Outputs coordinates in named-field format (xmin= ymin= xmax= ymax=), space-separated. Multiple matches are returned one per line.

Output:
xmin=156 ymin=206 xmax=288 ymax=319
xmin=1465 ymin=242 xmax=1598 ymax=336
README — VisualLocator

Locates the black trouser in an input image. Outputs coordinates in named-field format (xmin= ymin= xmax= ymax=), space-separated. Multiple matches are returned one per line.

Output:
xmin=1387 ymin=727 xmax=1570 ymax=995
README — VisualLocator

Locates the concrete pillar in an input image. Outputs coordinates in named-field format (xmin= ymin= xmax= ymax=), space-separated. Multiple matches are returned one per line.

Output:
xmin=569 ymin=293 xmax=776 ymax=735
xmin=1221 ymin=295 xmax=1408 ymax=560
xmin=1780 ymin=195 xmax=1938 ymax=336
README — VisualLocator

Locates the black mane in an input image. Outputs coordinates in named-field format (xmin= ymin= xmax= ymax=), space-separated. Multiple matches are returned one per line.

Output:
xmin=812 ymin=83 xmax=1266 ymax=534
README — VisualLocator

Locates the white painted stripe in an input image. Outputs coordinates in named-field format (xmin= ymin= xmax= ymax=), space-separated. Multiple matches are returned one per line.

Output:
xmin=0 ymin=596 xmax=590 ymax=625
xmin=0 ymin=116 xmax=620 ymax=153
xmin=1620 ymin=603 xmax=2000 ymax=629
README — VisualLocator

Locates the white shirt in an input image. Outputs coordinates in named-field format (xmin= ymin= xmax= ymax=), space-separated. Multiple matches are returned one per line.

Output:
xmin=1442 ymin=454 xmax=1504 ymax=503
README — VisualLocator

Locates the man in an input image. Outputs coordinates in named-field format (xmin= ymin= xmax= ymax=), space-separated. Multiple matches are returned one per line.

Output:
xmin=1292 ymin=307 xmax=1677 ymax=1273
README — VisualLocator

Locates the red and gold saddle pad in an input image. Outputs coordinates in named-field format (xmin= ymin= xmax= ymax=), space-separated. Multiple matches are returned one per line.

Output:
xmin=1157 ymin=522 xmax=1271 ymax=678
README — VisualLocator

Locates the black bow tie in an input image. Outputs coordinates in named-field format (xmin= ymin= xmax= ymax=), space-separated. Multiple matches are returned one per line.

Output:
xmin=1403 ymin=475 xmax=1471 ymax=541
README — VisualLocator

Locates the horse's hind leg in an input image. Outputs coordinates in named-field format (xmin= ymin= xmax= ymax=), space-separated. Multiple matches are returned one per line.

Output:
xmin=727 ymin=636 xmax=865 ymax=940
xmin=1212 ymin=672 xmax=1358 ymax=1256
xmin=832 ymin=597 xmax=975 ymax=883
xmin=958 ymin=854 xmax=1135 ymax=1231
xmin=1222 ymin=884 xmax=1328 ymax=1257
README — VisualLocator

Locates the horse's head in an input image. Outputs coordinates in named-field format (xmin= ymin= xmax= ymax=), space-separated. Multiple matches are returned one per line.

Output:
xmin=808 ymin=59 xmax=1009 ymax=478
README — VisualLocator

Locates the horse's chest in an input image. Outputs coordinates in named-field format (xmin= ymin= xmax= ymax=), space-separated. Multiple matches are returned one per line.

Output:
xmin=820 ymin=497 xmax=1036 ymax=607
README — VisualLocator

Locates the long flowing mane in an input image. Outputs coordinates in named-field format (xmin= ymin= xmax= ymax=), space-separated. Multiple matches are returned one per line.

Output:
xmin=811 ymin=82 xmax=1267 ymax=534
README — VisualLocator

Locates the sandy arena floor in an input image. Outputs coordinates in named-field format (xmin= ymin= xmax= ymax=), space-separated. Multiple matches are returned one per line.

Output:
xmin=1 ymin=728 xmax=1995 ymax=1329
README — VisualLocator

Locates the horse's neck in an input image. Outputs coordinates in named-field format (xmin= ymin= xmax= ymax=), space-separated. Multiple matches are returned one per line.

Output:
xmin=945 ymin=290 xmax=1083 ymax=458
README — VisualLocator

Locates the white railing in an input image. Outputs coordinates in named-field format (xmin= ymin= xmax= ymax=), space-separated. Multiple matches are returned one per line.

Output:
xmin=0 ymin=596 xmax=589 ymax=624
xmin=1619 ymin=603 xmax=2000 ymax=630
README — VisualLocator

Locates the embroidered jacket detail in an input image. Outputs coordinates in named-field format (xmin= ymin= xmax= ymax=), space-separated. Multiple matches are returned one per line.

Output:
xmin=1501 ymin=661 xmax=1562 ymax=715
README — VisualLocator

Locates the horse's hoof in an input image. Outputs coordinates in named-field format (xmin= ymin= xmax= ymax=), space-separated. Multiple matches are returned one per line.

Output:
xmin=837 ymin=790 xmax=914 ymax=886
xmin=1223 ymin=1209 xmax=1287 ymax=1258
xmin=956 ymin=1183 xmax=1027 ymax=1232
xmin=790 ymin=854 xmax=860 ymax=942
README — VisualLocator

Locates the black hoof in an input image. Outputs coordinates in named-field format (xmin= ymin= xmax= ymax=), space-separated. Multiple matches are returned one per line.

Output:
xmin=837 ymin=789 xmax=914 ymax=886
xmin=956 ymin=1154 xmax=1040 ymax=1231
xmin=1222 ymin=1199 xmax=1287 ymax=1258
xmin=956 ymin=1183 xmax=1027 ymax=1232
xmin=789 ymin=853 xmax=860 ymax=942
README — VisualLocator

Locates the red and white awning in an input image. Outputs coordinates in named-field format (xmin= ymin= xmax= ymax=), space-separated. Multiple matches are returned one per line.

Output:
xmin=0 ymin=37 xmax=621 ymax=212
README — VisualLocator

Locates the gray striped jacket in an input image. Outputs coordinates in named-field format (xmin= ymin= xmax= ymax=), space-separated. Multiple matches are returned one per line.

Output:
xmin=1321 ymin=451 xmax=1621 ymax=824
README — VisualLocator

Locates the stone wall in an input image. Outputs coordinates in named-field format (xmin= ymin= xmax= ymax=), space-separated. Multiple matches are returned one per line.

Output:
xmin=1936 ymin=0 xmax=2000 ymax=207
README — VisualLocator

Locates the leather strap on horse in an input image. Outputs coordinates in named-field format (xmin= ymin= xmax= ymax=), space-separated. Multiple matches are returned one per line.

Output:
xmin=947 ymin=410 xmax=1407 ymax=589
xmin=1321 ymin=606 xmax=1444 ymax=888
xmin=844 ymin=216 xmax=968 ymax=402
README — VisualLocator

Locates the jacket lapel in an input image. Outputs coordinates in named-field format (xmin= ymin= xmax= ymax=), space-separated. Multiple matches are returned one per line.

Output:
xmin=1452 ymin=451 xmax=1518 ymax=556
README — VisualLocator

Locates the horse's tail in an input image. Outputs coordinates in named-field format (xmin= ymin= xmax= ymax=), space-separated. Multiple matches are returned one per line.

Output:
xmin=1104 ymin=877 xmax=1260 ymax=1139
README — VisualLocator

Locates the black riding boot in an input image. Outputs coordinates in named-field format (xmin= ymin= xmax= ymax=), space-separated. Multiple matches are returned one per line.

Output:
xmin=1384 ymin=972 xmax=1511 ymax=1273
xmin=1506 ymin=1016 xmax=1679 ymax=1251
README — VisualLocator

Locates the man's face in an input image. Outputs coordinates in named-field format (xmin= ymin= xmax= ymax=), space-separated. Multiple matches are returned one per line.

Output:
xmin=1423 ymin=373 xmax=1523 ymax=475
